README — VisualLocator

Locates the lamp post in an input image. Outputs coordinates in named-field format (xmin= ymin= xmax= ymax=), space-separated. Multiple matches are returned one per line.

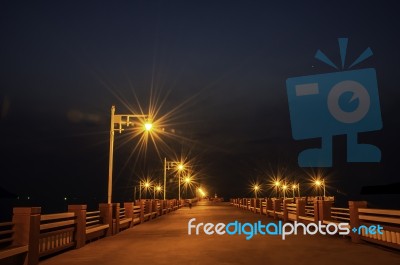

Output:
xmin=282 ymin=184 xmax=287 ymax=199
xmin=134 ymin=185 xmax=137 ymax=201
xmin=184 ymin=176 xmax=192 ymax=199
xmin=107 ymin=105 xmax=151 ymax=204
xmin=144 ymin=181 xmax=150 ymax=199
xmin=295 ymin=183 xmax=300 ymax=197
xmin=138 ymin=180 xmax=151 ymax=200
xmin=314 ymin=179 xmax=325 ymax=198
xmin=164 ymin=160 xmax=186 ymax=200
xmin=274 ymin=181 xmax=280 ymax=198
xmin=292 ymin=184 xmax=297 ymax=198
xmin=163 ymin=158 xmax=166 ymax=200
xmin=154 ymin=185 xmax=162 ymax=199
xmin=177 ymin=164 xmax=184 ymax=201
xmin=253 ymin=184 xmax=260 ymax=199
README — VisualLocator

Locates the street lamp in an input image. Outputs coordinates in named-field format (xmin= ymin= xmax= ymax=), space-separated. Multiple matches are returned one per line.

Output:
xmin=107 ymin=105 xmax=152 ymax=204
xmin=139 ymin=180 xmax=151 ymax=200
xmin=177 ymin=164 xmax=185 ymax=201
xmin=253 ymin=184 xmax=260 ymax=199
xmin=154 ymin=185 xmax=162 ymax=199
xmin=184 ymin=176 xmax=192 ymax=199
xmin=314 ymin=179 xmax=326 ymax=198
xmin=274 ymin=181 xmax=280 ymax=198
xmin=292 ymin=184 xmax=297 ymax=198
xmin=197 ymin=187 xmax=206 ymax=198
xmin=292 ymin=183 xmax=301 ymax=197
xmin=164 ymin=160 xmax=186 ymax=200
xmin=144 ymin=122 xmax=153 ymax=131
xmin=282 ymin=184 xmax=287 ymax=199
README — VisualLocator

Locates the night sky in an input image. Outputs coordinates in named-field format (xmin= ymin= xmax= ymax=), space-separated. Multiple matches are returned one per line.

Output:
xmin=1 ymin=0 xmax=399 ymax=215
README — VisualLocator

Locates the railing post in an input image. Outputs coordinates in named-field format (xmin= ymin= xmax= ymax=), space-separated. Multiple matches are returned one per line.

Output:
xmin=319 ymin=200 xmax=333 ymax=223
xmin=265 ymin=198 xmax=272 ymax=217
xmin=283 ymin=199 xmax=290 ymax=222
xmin=67 ymin=205 xmax=86 ymax=249
xmin=152 ymin=200 xmax=158 ymax=217
xmin=139 ymin=200 xmax=145 ymax=223
xmin=124 ymin=202 xmax=134 ymax=228
xmin=296 ymin=199 xmax=306 ymax=221
xmin=159 ymin=200 xmax=164 ymax=216
xmin=349 ymin=201 xmax=368 ymax=243
xmin=12 ymin=207 xmax=41 ymax=265
xmin=145 ymin=200 xmax=152 ymax=219
xmin=111 ymin=203 xmax=120 ymax=235
xmin=313 ymin=198 xmax=319 ymax=222
xmin=99 ymin=203 xmax=112 ymax=237
xmin=259 ymin=199 xmax=264 ymax=215
xmin=273 ymin=198 xmax=282 ymax=220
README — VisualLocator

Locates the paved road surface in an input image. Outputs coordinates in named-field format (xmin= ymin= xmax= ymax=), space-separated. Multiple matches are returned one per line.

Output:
xmin=40 ymin=201 xmax=400 ymax=265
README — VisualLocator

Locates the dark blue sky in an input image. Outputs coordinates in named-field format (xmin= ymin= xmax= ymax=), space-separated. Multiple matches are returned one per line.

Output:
xmin=1 ymin=0 xmax=399 ymax=211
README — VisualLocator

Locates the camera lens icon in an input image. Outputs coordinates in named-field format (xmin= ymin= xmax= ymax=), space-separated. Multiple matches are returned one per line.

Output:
xmin=327 ymin=80 xmax=370 ymax=124
xmin=286 ymin=38 xmax=383 ymax=167
xmin=286 ymin=68 xmax=382 ymax=167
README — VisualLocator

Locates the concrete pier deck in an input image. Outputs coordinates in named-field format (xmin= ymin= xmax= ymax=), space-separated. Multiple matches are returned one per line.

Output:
xmin=40 ymin=201 xmax=400 ymax=265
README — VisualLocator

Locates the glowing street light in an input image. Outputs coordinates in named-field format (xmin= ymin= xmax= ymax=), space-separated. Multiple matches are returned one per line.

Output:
xmin=183 ymin=176 xmax=192 ymax=199
xmin=292 ymin=184 xmax=297 ymax=198
xmin=107 ymin=105 xmax=152 ymax=204
xmin=144 ymin=122 xmax=153 ymax=131
xmin=282 ymin=184 xmax=287 ymax=199
xmin=197 ymin=188 xmax=206 ymax=198
xmin=164 ymin=160 xmax=187 ymax=200
xmin=139 ymin=180 xmax=152 ymax=200
xmin=154 ymin=185 xmax=162 ymax=199
xmin=314 ymin=179 xmax=326 ymax=198
xmin=177 ymin=164 xmax=186 ymax=201
xmin=184 ymin=176 xmax=191 ymax=184
xmin=274 ymin=181 xmax=280 ymax=198
xmin=253 ymin=184 xmax=260 ymax=199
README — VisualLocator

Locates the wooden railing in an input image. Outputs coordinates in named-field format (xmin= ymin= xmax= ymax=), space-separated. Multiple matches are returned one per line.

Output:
xmin=39 ymin=212 xmax=76 ymax=258
xmin=330 ymin=207 xmax=350 ymax=223
xmin=349 ymin=201 xmax=400 ymax=249
xmin=85 ymin=210 xmax=110 ymax=241
xmin=0 ymin=198 xmax=189 ymax=265
xmin=0 ymin=220 xmax=28 ymax=265
xmin=231 ymin=198 xmax=400 ymax=250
